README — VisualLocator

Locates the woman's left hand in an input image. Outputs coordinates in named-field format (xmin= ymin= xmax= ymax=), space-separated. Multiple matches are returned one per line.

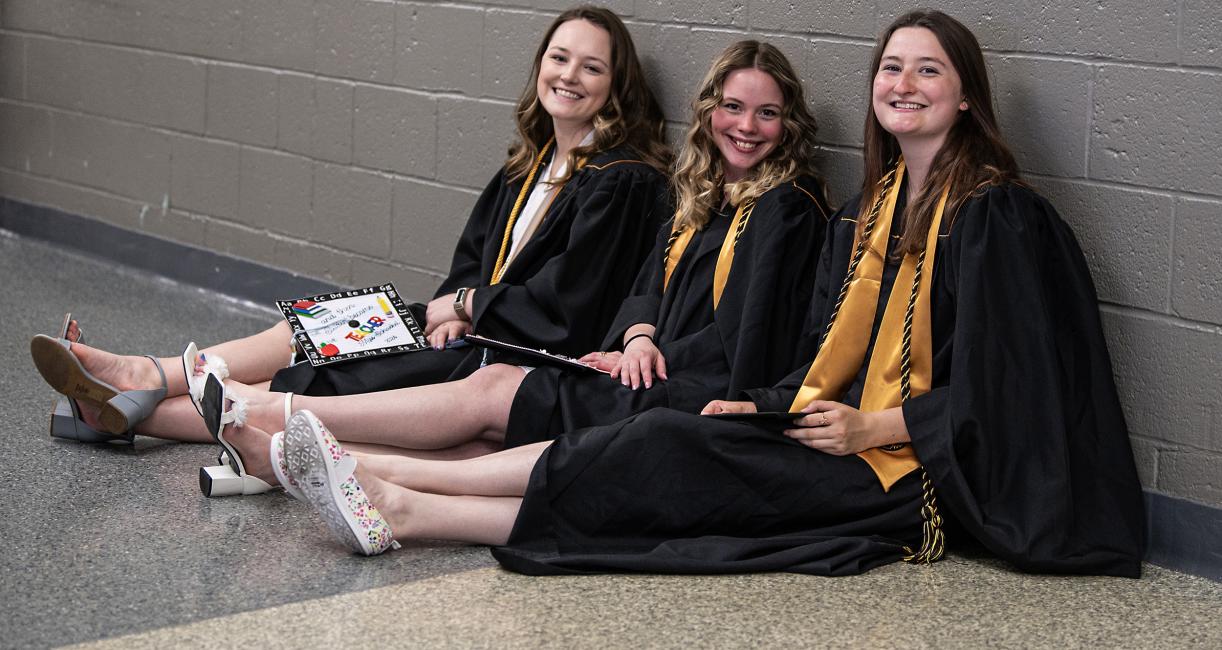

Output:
xmin=425 ymin=293 xmax=460 ymax=334
xmin=784 ymin=400 xmax=879 ymax=456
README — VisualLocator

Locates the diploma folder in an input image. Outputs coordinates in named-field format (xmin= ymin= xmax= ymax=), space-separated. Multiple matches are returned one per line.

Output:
xmin=278 ymin=283 xmax=428 ymax=367
xmin=462 ymin=334 xmax=608 ymax=374
xmin=705 ymin=412 xmax=806 ymax=431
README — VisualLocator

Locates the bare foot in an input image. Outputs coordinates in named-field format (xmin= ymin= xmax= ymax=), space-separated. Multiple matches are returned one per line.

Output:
xmin=69 ymin=342 xmax=166 ymax=395
xmin=224 ymin=380 xmax=289 ymax=433
xmin=352 ymin=460 xmax=409 ymax=534
xmin=65 ymin=320 xmax=82 ymax=344
xmin=223 ymin=420 xmax=278 ymax=485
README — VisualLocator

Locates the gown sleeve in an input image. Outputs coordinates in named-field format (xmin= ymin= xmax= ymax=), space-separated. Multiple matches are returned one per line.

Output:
xmin=469 ymin=163 xmax=669 ymax=355
xmin=598 ymin=224 xmax=670 ymax=351
xmin=434 ymin=170 xmax=510 ymax=299
xmin=902 ymin=185 xmax=1147 ymax=577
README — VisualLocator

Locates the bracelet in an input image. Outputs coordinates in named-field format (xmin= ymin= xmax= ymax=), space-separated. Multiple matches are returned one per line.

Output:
xmin=623 ymin=333 xmax=653 ymax=349
xmin=453 ymin=287 xmax=469 ymax=321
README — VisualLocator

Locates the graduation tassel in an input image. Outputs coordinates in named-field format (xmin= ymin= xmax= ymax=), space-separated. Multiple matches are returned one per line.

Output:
xmin=898 ymin=245 xmax=946 ymax=565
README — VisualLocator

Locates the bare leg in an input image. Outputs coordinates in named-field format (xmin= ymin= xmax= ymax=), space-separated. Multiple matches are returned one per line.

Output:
xmin=354 ymin=444 xmax=550 ymax=545
xmin=345 ymin=439 xmax=502 ymax=460
xmin=356 ymin=441 xmax=547 ymax=495
xmin=236 ymin=363 xmax=527 ymax=450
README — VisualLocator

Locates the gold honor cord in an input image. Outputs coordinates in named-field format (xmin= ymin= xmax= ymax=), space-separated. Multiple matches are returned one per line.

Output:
xmin=490 ymin=138 xmax=553 ymax=285
xmin=661 ymin=201 xmax=755 ymax=310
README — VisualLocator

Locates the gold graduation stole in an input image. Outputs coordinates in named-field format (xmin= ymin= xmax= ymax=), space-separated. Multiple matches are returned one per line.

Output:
xmin=788 ymin=159 xmax=948 ymax=490
xmin=490 ymin=138 xmax=585 ymax=285
xmin=788 ymin=158 xmax=946 ymax=563
xmin=662 ymin=201 xmax=756 ymax=310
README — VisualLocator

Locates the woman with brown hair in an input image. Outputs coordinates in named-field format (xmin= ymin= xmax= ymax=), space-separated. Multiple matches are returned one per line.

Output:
xmin=32 ymin=6 xmax=670 ymax=445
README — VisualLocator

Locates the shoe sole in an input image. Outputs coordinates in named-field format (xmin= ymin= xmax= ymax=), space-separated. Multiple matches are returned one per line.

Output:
xmin=30 ymin=335 xmax=129 ymax=434
xmin=284 ymin=414 xmax=371 ymax=555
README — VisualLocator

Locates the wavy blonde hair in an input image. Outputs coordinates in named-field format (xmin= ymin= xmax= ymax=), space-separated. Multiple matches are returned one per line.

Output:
xmin=505 ymin=6 xmax=670 ymax=182
xmin=671 ymin=41 xmax=820 ymax=231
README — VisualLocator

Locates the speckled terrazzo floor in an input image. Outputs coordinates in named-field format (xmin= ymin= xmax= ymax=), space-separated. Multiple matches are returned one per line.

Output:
xmin=3 ymin=229 xmax=1221 ymax=649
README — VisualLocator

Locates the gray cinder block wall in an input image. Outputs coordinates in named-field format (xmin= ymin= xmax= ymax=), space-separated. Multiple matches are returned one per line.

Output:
xmin=1 ymin=2 xmax=1219 ymax=513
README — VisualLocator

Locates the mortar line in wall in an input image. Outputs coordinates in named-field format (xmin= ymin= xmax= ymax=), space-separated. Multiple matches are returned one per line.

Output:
xmin=1098 ymin=302 xmax=1222 ymax=335
xmin=1083 ymin=66 xmax=1095 ymax=179
xmin=0 ymin=99 xmax=485 ymax=196
xmin=4 ymin=22 xmax=1222 ymax=77
xmin=1166 ymin=198 xmax=1178 ymax=315
xmin=1131 ymin=437 xmax=1222 ymax=457
xmin=1023 ymin=171 xmax=1222 ymax=203
xmin=1176 ymin=0 xmax=1184 ymax=66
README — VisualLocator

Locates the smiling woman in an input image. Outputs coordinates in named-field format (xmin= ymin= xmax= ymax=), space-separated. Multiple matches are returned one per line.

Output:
xmin=30 ymin=6 xmax=672 ymax=458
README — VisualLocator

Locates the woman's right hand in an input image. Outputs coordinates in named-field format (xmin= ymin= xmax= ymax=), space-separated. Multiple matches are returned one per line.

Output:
xmin=578 ymin=350 xmax=623 ymax=372
xmin=611 ymin=336 xmax=667 ymax=390
xmin=700 ymin=400 xmax=758 ymax=415
xmin=427 ymin=320 xmax=471 ymax=350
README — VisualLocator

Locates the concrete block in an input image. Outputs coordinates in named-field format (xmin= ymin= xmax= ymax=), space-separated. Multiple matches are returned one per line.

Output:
xmin=273 ymin=238 xmax=353 ymax=287
xmin=351 ymin=258 xmax=441 ymax=303
xmin=781 ymin=36 xmax=874 ymax=148
xmin=636 ymin=0 xmax=747 ymax=27
xmin=354 ymin=85 xmax=436 ymax=176
xmin=989 ymin=55 xmax=1091 ymax=178
xmin=205 ymin=219 xmax=279 ymax=267
xmin=79 ymin=44 xmax=207 ymax=133
xmin=170 ymin=136 xmax=240 ymax=220
xmin=1128 ymin=436 xmax=1158 ymax=490
xmin=315 ymin=0 xmax=395 ymax=82
xmin=875 ymin=0 xmax=1178 ymax=62
xmin=25 ymin=37 xmax=81 ymax=110
xmin=0 ymin=34 xmax=24 ymax=99
xmin=312 ymin=163 xmax=392 ymax=258
xmin=1102 ymin=311 xmax=1222 ymax=452
xmin=49 ymin=111 xmax=171 ymax=202
xmin=0 ymin=102 xmax=53 ymax=175
xmin=237 ymin=147 xmax=313 ymax=234
xmin=1158 ymin=450 xmax=1222 ymax=507
xmin=206 ymin=64 xmax=278 ymax=148
xmin=482 ymin=10 xmax=555 ymax=101
xmin=1172 ymin=198 xmax=1222 ymax=324
xmin=277 ymin=74 xmax=353 ymax=164
xmin=6 ymin=0 xmax=243 ymax=58
xmin=627 ymin=22 xmax=706 ymax=120
xmin=0 ymin=167 xmax=146 ymax=232
xmin=435 ymin=97 xmax=515 ymax=189
xmin=391 ymin=178 xmax=478 ymax=271
xmin=394 ymin=3 xmax=483 ymax=95
xmin=748 ymin=0 xmax=877 ymax=38
xmin=813 ymin=146 xmax=863 ymax=210
xmin=1036 ymin=178 xmax=1172 ymax=312
xmin=1182 ymin=1 xmax=1222 ymax=67
xmin=142 ymin=208 xmax=209 ymax=246
xmin=1091 ymin=66 xmax=1222 ymax=196
xmin=239 ymin=0 xmax=315 ymax=71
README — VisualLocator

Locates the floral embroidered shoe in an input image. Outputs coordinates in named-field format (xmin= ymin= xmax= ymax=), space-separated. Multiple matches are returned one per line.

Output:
xmin=269 ymin=430 xmax=305 ymax=501
xmin=282 ymin=409 xmax=400 ymax=556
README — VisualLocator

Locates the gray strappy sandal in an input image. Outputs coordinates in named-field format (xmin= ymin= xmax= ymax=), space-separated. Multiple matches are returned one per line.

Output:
xmin=30 ymin=335 xmax=167 ymax=436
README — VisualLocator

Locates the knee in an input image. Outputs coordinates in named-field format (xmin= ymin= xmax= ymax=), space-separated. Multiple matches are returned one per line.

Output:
xmin=465 ymin=363 xmax=524 ymax=398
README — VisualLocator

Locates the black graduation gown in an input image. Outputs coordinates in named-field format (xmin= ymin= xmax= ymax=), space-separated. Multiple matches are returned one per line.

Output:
xmin=504 ymin=177 xmax=829 ymax=447
xmin=270 ymin=147 xmax=670 ymax=396
xmin=492 ymin=183 xmax=1147 ymax=577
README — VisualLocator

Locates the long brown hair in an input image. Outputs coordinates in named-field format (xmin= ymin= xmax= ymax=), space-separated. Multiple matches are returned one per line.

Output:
xmin=671 ymin=40 xmax=821 ymax=232
xmin=505 ymin=6 xmax=669 ymax=181
xmin=859 ymin=10 xmax=1020 ymax=254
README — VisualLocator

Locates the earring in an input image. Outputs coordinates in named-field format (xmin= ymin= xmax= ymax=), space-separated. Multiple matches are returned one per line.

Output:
xmin=959 ymin=100 xmax=969 ymax=111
